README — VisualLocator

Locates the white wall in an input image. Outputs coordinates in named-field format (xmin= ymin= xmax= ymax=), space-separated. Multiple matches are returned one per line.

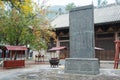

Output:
xmin=32 ymin=50 xmax=59 ymax=61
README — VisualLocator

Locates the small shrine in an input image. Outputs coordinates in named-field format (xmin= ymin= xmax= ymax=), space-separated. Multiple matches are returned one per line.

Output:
xmin=0 ymin=45 xmax=27 ymax=68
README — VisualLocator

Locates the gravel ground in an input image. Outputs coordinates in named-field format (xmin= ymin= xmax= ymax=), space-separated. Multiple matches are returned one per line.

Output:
xmin=0 ymin=60 xmax=120 ymax=80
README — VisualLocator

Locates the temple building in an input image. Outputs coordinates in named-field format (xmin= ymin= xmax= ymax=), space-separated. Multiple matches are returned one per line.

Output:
xmin=50 ymin=4 xmax=120 ymax=60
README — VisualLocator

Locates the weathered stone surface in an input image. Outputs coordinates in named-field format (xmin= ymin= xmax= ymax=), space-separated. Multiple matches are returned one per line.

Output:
xmin=0 ymin=64 xmax=120 ymax=80
xmin=65 ymin=5 xmax=100 ymax=75
xmin=26 ymin=74 xmax=39 ymax=79
xmin=65 ymin=58 xmax=99 ymax=75
xmin=69 ymin=5 xmax=95 ymax=58
xmin=16 ymin=69 xmax=120 ymax=80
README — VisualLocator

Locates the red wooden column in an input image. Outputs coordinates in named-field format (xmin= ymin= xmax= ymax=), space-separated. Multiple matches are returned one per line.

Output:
xmin=114 ymin=40 xmax=120 ymax=69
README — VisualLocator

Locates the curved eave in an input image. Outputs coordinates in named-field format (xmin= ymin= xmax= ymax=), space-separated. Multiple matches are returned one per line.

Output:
xmin=95 ymin=20 xmax=120 ymax=26
xmin=55 ymin=26 xmax=69 ymax=30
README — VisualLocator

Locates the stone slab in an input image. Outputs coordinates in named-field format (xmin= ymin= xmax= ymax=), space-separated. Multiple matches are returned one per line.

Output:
xmin=65 ymin=58 xmax=100 ymax=75
xmin=69 ymin=5 xmax=95 ymax=58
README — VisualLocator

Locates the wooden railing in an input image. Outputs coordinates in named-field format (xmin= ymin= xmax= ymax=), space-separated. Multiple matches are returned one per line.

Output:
xmin=35 ymin=55 xmax=44 ymax=64
xmin=3 ymin=60 xmax=25 ymax=68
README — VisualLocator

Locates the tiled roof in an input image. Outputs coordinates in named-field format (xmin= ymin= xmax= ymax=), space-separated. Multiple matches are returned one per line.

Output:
xmin=94 ymin=4 xmax=120 ymax=24
xmin=51 ymin=4 xmax=120 ymax=28
xmin=51 ymin=14 xmax=69 ymax=28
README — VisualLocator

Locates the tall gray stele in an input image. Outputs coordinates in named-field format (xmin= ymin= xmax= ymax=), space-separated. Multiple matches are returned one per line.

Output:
xmin=65 ymin=5 xmax=99 ymax=75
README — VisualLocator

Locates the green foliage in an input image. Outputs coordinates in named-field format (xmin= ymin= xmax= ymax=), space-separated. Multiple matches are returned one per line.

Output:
xmin=98 ymin=0 xmax=101 ymax=6
xmin=65 ymin=3 xmax=76 ymax=12
xmin=97 ymin=0 xmax=108 ymax=7
xmin=0 ymin=8 xmax=33 ymax=45
xmin=0 ymin=0 xmax=56 ymax=53
xmin=115 ymin=0 xmax=120 ymax=4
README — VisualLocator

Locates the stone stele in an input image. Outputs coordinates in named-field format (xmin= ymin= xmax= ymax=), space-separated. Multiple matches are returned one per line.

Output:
xmin=65 ymin=5 xmax=100 ymax=75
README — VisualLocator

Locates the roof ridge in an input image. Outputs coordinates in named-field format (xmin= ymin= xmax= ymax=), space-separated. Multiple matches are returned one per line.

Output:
xmin=95 ymin=3 xmax=120 ymax=9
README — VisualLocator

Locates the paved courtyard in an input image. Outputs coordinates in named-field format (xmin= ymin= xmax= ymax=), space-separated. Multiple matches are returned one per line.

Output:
xmin=0 ymin=60 xmax=120 ymax=80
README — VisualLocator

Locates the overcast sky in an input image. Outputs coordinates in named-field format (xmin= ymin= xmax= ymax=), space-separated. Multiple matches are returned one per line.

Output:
xmin=44 ymin=0 xmax=115 ymax=6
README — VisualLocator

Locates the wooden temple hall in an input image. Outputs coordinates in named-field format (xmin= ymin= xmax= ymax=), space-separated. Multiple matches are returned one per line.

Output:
xmin=51 ymin=4 xmax=120 ymax=60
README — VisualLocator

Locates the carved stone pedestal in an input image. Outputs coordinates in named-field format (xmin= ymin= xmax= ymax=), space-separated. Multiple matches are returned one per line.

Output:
xmin=65 ymin=58 xmax=99 ymax=75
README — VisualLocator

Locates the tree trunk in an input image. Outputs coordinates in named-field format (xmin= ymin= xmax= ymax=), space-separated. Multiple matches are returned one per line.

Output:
xmin=14 ymin=51 xmax=17 ymax=60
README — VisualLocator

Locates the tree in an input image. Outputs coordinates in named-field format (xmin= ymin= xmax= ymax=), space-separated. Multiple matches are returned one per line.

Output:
xmin=65 ymin=3 xmax=76 ymax=12
xmin=115 ymin=0 xmax=120 ymax=4
xmin=0 ymin=0 xmax=56 ymax=56
xmin=97 ymin=0 xmax=101 ymax=6
xmin=0 ymin=8 xmax=34 ymax=46
xmin=0 ymin=0 xmax=33 ymax=14
xmin=97 ymin=0 xmax=108 ymax=7
xmin=30 ymin=2 xmax=56 ymax=55
xmin=101 ymin=0 xmax=108 ymax=6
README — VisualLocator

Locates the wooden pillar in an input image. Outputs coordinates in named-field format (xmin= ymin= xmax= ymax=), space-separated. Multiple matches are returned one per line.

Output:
xmin=114 ymin=32 xmax=120 ymax=69
xmin=2 ymin=52 xmax=5 ymax=60
xmin=114 ymin=40 xmax=120 ymax=69
xmin=115 ymin=32 xmax=119 ymax=40
xmin=56 ymin=36 xmax=60 ymax=47
xmin=56 ymin=36 xmax=60 ymax=57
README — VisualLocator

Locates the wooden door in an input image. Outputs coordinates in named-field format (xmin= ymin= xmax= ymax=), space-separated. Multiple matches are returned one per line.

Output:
xmin=59 ymin=41 xmax=69 ymax=59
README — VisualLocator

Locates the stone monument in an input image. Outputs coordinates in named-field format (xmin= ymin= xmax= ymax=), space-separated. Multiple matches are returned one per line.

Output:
xmin=65 ymin=5 xmax=99 ymax=75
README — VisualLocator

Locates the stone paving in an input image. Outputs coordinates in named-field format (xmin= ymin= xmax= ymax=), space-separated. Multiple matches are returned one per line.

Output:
xmin=0 ymin=60 xmax=120 ymax=80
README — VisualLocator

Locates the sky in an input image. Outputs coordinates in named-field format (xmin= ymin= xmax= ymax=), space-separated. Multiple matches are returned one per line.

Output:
xmin=35 ymin=0 xmax=116 ymax=6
